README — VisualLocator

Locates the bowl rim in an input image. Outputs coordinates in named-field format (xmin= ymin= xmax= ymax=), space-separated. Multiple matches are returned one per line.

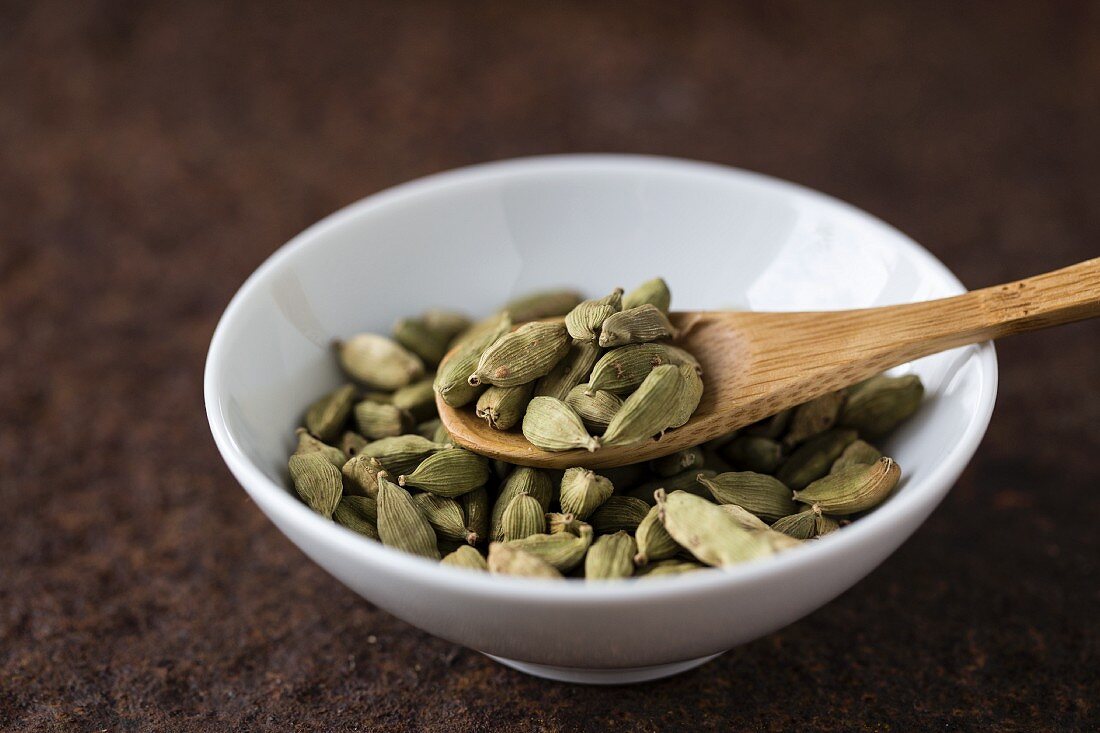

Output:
xmin=204 ymin=153 xmax=998 ymax=603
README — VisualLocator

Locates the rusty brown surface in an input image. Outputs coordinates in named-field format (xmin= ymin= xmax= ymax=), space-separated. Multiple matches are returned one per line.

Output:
xmin=1 ymin=1 xmax=1097 ymax=730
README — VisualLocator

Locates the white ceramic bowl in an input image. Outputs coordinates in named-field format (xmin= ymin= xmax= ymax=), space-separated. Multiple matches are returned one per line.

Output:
xmin=204 ymin=155 xmax=997 ymax=684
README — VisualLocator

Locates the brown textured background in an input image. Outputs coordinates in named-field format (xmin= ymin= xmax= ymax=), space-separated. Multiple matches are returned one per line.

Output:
xmin=1 ymin=1 xmax=1098 ymax=730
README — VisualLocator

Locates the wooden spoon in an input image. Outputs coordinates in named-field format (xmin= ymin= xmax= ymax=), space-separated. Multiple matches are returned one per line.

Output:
xmin=437 ymin=258 xmax=1100 ymax=468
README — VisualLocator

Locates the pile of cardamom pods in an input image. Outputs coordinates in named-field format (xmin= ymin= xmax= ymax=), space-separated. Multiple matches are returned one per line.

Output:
xmin=435 ymin=278 xmax=702 ymax=451
xmin=287 ymin=282 xmax=924 ymax=579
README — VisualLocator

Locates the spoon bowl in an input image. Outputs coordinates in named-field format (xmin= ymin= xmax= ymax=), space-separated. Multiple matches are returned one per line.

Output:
xmin=438 ymin=311 xmax=756 ymax=468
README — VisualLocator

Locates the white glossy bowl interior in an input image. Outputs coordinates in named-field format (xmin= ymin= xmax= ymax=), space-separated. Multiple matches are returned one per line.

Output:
xmin=204 ymin=155 xmax=997 ymax=684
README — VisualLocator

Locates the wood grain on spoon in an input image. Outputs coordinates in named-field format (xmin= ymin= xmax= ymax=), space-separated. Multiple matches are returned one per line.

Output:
xmin=437 ymin=258 xmax=1100 ymax=469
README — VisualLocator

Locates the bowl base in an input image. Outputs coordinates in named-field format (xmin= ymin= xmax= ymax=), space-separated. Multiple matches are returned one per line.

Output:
xmin=483 ymin=652 xmax=724 ymax=684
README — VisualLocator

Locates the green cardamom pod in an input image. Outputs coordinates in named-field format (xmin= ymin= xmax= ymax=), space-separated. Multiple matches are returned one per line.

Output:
xmin=393 ymin=312 xmax=468 ymax=366
xmin=743 ymin=408 xmax=793 ymax=439
xmin=360 ymin=435 xmax=449 ymax=475
xmin=353 ymin=400 xmax=415 ymax=439
xmin=500 ymin=491 xmax=547 ymax=541
xmin=564 ymin=384 xmax=623 ymax=433
xmin=504 ymin=524 xmax=593 ymax=572
xmin=667 ymin=363 xmax=704 ymax=430
xmin=339 ymin=431 xmax=369 ymax=458
xmin=716 ymin=503 xmax=772 ymax=532
xmin=598 ymin=304 xmax=678 ymax=347
xmin=293 ymin=428 xmax=347 ymax=469
xmin=656 ymin=490 xmax=775 ymax=567
xmin=558 ymin=467 xmax=614 ymax=519
xmin=339 ymin=494 xmax=377 ymax=524
xmin=720 ymin=435 xmax=783 ymax=474
xmin=441 ymin=545 xmax=488 ymax=571
xmin=288 ymin=452 xmax=343 ymax=518
xmin=487 ymin=542 xmax=563 ymax=579
xmin=423 ymin=308 xmax=472 ymax=339
xmin=793 ymin=457 xmax=901 ymax=515
xmin=633 ymin=504 xmax=680 ymax=566
xmin=392 ymin=378 xmax=438 ymax=423
xmin=490 ymin=467 xmax=554 ymax=541
xmin=337 ymin=333 xmax=425 ymax=391
xmin=760 ymin=528 xmax=802 ymax=551
xmin=434 ymin=313 xmax=512 ymax=408
xmin=304 ymin=384 xmax=358 ymax=443
xmin=587 ymin=343 xmax=675 ymax=394
xmin=341 ymin=453 xmax=387 ymax=498
xmin=564 ymin=302 xmax=603 ymax=343
xmin=460 ymin=486 xmax=490 ymax=544
xmin=783 ymin=390 xmax=847 ymax=448
xmin=775 ymin=428 xmax=858 ymax=490
xmin=622 ymin=277 xmax=671 ymax=314
xmin=564 ymin=288 xmax=624 ymax=342
xmin=521 ymin=397 xmax=600 ymax=452
xmin=393 ymin=317 xmax=451 ymax=366
xmin=623 ymin=469 xmax=717 ymax=505
xmin=411 ymin=492 xmax=477 ymax=544
xmin=332 ymin=495 xmax=379 ymax=539
xmin=770 ymin=508 xmax=819 ymax=540
xmin=663 ymin=345 xmax=703 ymax=377
xmin=398 ymin=447 xmax=488 ymax=497
xmin=533 ymin=341 xmax=602 ymax=401
xmin=589 ymin=496 xmax=650 ymax=535
xmin=501 ymin=289 xmax=584 ymax=322
xmin=839 ymin=374 xmax=924 ymax=438
xmin=830 ymin=439 xmax=883 ymax=473
xmin=601 ymin=365 xmax=684 ymax=447
xmin=635 ymin=559 xmax=706 ymax=578
xmin=596 ymin=288 xmax=625 ymax=306
xmin=375 ymin=476 xmax=439 ymax=559
xmin=650 ymin=447 xmax=705 ymax=478
xmin=468 ymin=321 xmax=570 ymax=388
xmin=816 ymin=513 xmax=841 ymax=536
xmin=697 ymin=471 xmax=799 ymax=522
xmin=476 ymin=382 xmax=534 ymax=431
xmin=546 ymin=512 xmax=581 ymax=535
xmin=585 ymin=531 xmax=637 ymax=581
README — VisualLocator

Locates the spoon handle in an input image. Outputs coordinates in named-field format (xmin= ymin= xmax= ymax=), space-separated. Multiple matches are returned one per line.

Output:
xmin=947 ymin=256 xmax=1100 ymax=336
xmin=887 ymin=256 xmax=1100 ymax=352
xmin=726 ymin=257 xmax=1100 ymax=395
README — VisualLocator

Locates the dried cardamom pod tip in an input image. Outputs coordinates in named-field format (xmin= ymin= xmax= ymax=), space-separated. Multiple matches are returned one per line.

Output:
xmin=622 ymin=277 xmax=671 ymax=313
xmin=546 ymin=511 xmax=578 ymax=534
